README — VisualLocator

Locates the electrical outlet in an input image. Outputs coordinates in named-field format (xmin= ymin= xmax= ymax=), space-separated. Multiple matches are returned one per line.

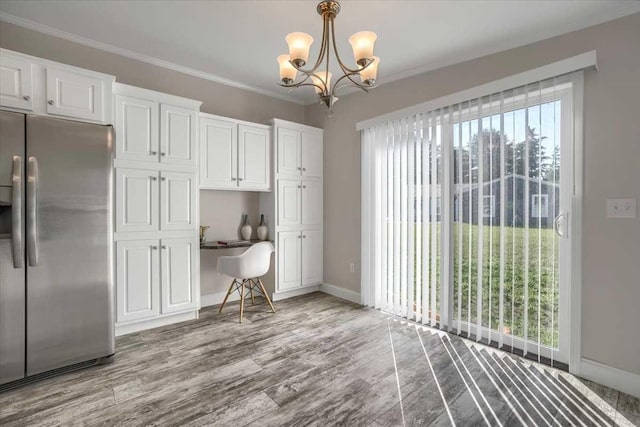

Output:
xmin=349 ymin=262 xmax=355 ymax=273
xmin=607 ymin=198 xmax=637 ymax=218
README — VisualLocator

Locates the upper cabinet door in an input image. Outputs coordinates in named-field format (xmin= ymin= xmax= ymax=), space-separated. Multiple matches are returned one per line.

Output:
xmin=278 ymin=179 xmax=301 ymax=226
xmin=0 ymin=55 xmax=33 ymax=111
xmin=277 ymin=128 xmax=301 ymax=176
xmin=200 ymin=117 xmax=237 ymax=189
xmin=160 ymin=171 xmax=195 ymax=231
xmin=115 ymin=95 xmax=159 ymax=162
xmin=301 ymin=132 xmax=323 ymax=178
xmin=301 ymin=180 xmax=322 ymax=226
xmin=238 ymin=124 xmax=270 ymax=191
xmin=302 ymin=229 xmax=323 ymax=286
xmin=160 ymin=237 xmax=198 ymax=314
xmin=160 ymin=104 xmax=196 ymax=167
xmin=46 ymin=67 xmax=104 ymax=122
xmin=116 ymin=239 xmax=160 ymax=323
xmin=116 ymin=168 xmax=159 ymax=233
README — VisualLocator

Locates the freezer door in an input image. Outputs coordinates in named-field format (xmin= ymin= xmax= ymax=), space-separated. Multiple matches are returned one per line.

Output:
xmin=26 ymin=116 xmax=114 ymax=376
xmin=0 ymin=111 xmax=26 ymax=385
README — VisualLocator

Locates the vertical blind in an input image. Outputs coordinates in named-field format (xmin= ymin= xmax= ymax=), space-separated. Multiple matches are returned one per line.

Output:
xmin=361 ymin=72 xmax=579 ymax=364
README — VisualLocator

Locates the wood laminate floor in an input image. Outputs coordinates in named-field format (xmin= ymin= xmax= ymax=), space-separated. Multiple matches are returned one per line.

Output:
xmin=1 ymin=292 xmax=638 ymax=426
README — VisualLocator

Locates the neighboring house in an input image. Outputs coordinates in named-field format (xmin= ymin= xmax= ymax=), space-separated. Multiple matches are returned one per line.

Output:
xmin=454 ymin=174 xmax=559 ymax=228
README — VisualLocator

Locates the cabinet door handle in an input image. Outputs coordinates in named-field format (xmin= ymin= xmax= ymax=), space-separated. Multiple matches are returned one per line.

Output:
xmin=161 ymin=177 xmax=166 ymax=181
xmin=161 ymin=245 xmax=167 ymax=249
xmin=47 ymin=100 xmax=54 ymax=105
xmin=161 ymin=152 xmax=167 ymax=156
xmin=150 ymin=151 xmax=157 ymax=155
xmin=298 ymin=235 xmax=302 ymax=239
xmin=238 ymin=178 xmax=244 ymax=181
xmin=302 ymin=185 xmax=306 ymax=189
xmin=303 ymin=235 xmax=307 ymax=238
xmin=297 ymin=167 xmax=302 ymax=170
xmin=151 ymin=176 xmax=157 ymax=181
xmin=23 ymin=95 xmax=30 ymax=101
xmin=297 ymin=185 xmax=301 ymax=188
xmin=151 ymin=245 xmax=158 ymax=250
xmin=231 ymin=177 xmax=237 ymax=181
xmin=302 ymin=167 xmax=307 ymax=171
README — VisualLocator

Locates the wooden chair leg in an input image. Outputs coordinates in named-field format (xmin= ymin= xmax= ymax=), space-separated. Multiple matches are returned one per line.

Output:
xmin=257 ymin=279 xmax=276 ymax=313
xmin=249 ymin=279 xmax=256 ymax=305
xmin=219 ymin=279 xmax=236 ymax=313
xmin=239 ymin=280 xmax=246 ymax=323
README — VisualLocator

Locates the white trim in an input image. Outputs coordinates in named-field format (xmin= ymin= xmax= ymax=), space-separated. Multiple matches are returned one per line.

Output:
xmin=320 ymin=283 xmax=362 ymax=304
xmin=200 ymin=112 xmax=270 ymax=130
xmin=578 ymin=358 xmax=640 ymax=399
xmin=200 ymin=290 xmax=241 ymax=308
xmin=268 ymin=118 xmax=324 ymax=135
xmin=272 ymin=285 xmax=320 ymax=301
xmin=114 ymin=82 xmax=202 ymax=109
xmin=115 ymin=310 xmax=198 ymax=336
xmin=0 ymin=12 xmax=305 ymax=105
xmin=356 ymin=51 xmax=597 ymax=130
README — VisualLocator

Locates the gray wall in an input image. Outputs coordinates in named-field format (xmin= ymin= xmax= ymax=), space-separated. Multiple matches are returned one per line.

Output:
xmin=0 ymin=21 xmax=303 ymax=300
xmin=305 ymin=13 xmax=640 ymax=375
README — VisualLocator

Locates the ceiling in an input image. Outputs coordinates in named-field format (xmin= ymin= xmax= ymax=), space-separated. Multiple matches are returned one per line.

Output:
xmin=1 ymin=1 xmax=639 ymax=105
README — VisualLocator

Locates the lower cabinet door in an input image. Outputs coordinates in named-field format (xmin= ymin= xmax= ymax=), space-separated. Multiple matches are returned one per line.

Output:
xmin=302 ymin=229 xmax=323 ymax=286
xmin=116 ymin=239 xmax=160 ymax=323
xmin=160 ymin=237 xmax=198 ymax=314
xmin=277 ymin=231 xmax=302 ymax=291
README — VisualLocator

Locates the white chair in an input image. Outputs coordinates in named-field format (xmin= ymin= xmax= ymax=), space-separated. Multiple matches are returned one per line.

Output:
xmin=216 ymin=242 xmax=276 ymax=322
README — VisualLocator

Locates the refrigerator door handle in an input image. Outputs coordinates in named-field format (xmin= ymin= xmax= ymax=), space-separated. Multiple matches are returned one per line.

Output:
xmin=27 ymin=156 xmax=39 ymax=266
xmin=11 ymin=156 xmax=24 ymax=268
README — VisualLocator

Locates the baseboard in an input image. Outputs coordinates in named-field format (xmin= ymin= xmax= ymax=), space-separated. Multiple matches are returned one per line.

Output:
xmin=578 ymin=358 xmax=640 ymax=398
xmin=320 ymin=283 xmax=362 ymax=304
xmin=272 ymin=285 xmax=320 ymax=301
xmin=115 ymin=311 xmax=198 ymax=336
xmin=200 ymin=290 xmax=241 ymax=308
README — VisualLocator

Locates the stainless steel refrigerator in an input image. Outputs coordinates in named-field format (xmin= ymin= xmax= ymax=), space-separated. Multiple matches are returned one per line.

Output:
xmin=0 ymin=111 xmax=114 ymax=387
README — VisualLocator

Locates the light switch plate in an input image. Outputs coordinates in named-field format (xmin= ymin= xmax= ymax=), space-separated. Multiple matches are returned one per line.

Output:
xmin=607 ymin=198 xmax=637 ymax=218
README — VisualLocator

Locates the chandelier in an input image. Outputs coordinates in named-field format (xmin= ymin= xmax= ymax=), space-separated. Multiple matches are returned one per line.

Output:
xmin=277 ymin=0 xmax=379 ymax=115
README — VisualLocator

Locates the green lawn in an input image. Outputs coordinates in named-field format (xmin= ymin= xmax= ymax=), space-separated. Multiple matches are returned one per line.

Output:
xmin=401 ymin=222 xmax=559 ymax=348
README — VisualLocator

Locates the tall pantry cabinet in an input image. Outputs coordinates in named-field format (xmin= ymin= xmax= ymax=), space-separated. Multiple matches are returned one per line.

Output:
xmin=113 ymin=83 xmax=201 ymax=336
xmin=260 ymin=119 xmax=323 ymax=300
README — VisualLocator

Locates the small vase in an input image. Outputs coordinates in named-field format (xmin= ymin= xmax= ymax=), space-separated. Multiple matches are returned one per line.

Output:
xmin=240 ymin=214 xmax=252 ymax=241
xmin=257 ymin=215 xmax=268 ymax=241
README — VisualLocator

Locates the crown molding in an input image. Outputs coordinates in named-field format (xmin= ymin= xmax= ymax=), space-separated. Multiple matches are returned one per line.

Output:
xmin=0 ymin=11 xmax=307 ymax=105
xmin=364 ymin=2 xmax=640 ymax=92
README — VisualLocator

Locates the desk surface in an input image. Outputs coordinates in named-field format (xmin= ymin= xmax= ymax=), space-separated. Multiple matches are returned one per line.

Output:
xmin=200 ymin=240 xmax=272 ymax=250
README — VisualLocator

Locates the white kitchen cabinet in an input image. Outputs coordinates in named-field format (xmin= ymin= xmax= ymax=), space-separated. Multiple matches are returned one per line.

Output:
xmin=199 ymin=114 xmax=270 ymax=191
xmin=302 ymin=180 xmax=322 ymax=226
xmin=115 ymin=95 xmax=159 ymax=163
xmin=160 ymin=171 xmax=195 ymax=230
xmin=116 ymin=168 xmax=159 ymax=233
xmin=277 ymin=128 xmax=301 ymax=176
xmin=238 ymin=124 xmax=270 ymax=190
xmin=45 ymin=66 xmax=106 ymax=122
xmin=160 ymin=237 xmax=198 ymax=314
xmin=302 ymin=229 xmax=323 ymax=286
xmin=161 ymin=104 xmax=196 ymax=167
xmin=302 ymin=132 xmax=323 ymax=178
xmin=278 ymin=179 xmax=302 ymax=226
xmin=278 ymin=231 xmax=302 ymax=290
xmin=0 ymin=55 xmax=33 ymax=111
xmin=199 ymin=117 xmax=237 ymax=189
xmin=1 ymin=48 xmax=114 ymax=123
xmin=116 ymin=240 xmax=160 ymax=323
xmin=260 ymin=119 xmax=323 ymax=298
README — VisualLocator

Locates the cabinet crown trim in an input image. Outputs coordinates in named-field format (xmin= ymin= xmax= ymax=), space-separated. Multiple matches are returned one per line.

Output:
xmin=114 ymin=83 xmax=202 ymax=109
xmin=1 ymin=48 xmax=115 ymax=82
xmin=200 ymin=112 xmax=270 ymax=130
xmin=269 ymin=118 xmax=323 ymax=135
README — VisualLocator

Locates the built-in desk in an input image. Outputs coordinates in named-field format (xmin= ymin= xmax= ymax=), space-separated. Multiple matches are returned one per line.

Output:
xmin=200 ymin=240 xmax=272 ymax=250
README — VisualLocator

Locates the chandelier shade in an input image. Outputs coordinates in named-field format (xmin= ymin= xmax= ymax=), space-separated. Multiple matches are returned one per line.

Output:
xmin=277 ymin=0 xmax=379 ymax=115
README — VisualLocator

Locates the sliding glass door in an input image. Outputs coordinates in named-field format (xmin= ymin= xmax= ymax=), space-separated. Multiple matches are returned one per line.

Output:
xmin=361 ymin=74 xmax=576 ymax=365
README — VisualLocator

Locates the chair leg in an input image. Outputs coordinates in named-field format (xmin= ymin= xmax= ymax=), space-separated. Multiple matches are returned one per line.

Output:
xmin=239 ymin=280 xmax=246 ymax=323
xmin=257 ymin=279 xmax=276 ymax=313
xmin=249 ymin=279 xmax=256 ymax=305
xmin=219 ymin=279 xmax=236 ymax=313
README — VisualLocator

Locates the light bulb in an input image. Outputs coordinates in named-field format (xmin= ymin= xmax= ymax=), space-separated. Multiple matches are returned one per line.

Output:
xmin=349 ymin=31 xmax=377 ymax=67
xmin=285 ymin=32 xmax=314 ymax=67
xmin=311 ymin=71 xmax=332 ymax=94
xmin=360 ymin=56 xmax=380 ymax=85
xmin=277 ymin=54 xmax=297 ymax=84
